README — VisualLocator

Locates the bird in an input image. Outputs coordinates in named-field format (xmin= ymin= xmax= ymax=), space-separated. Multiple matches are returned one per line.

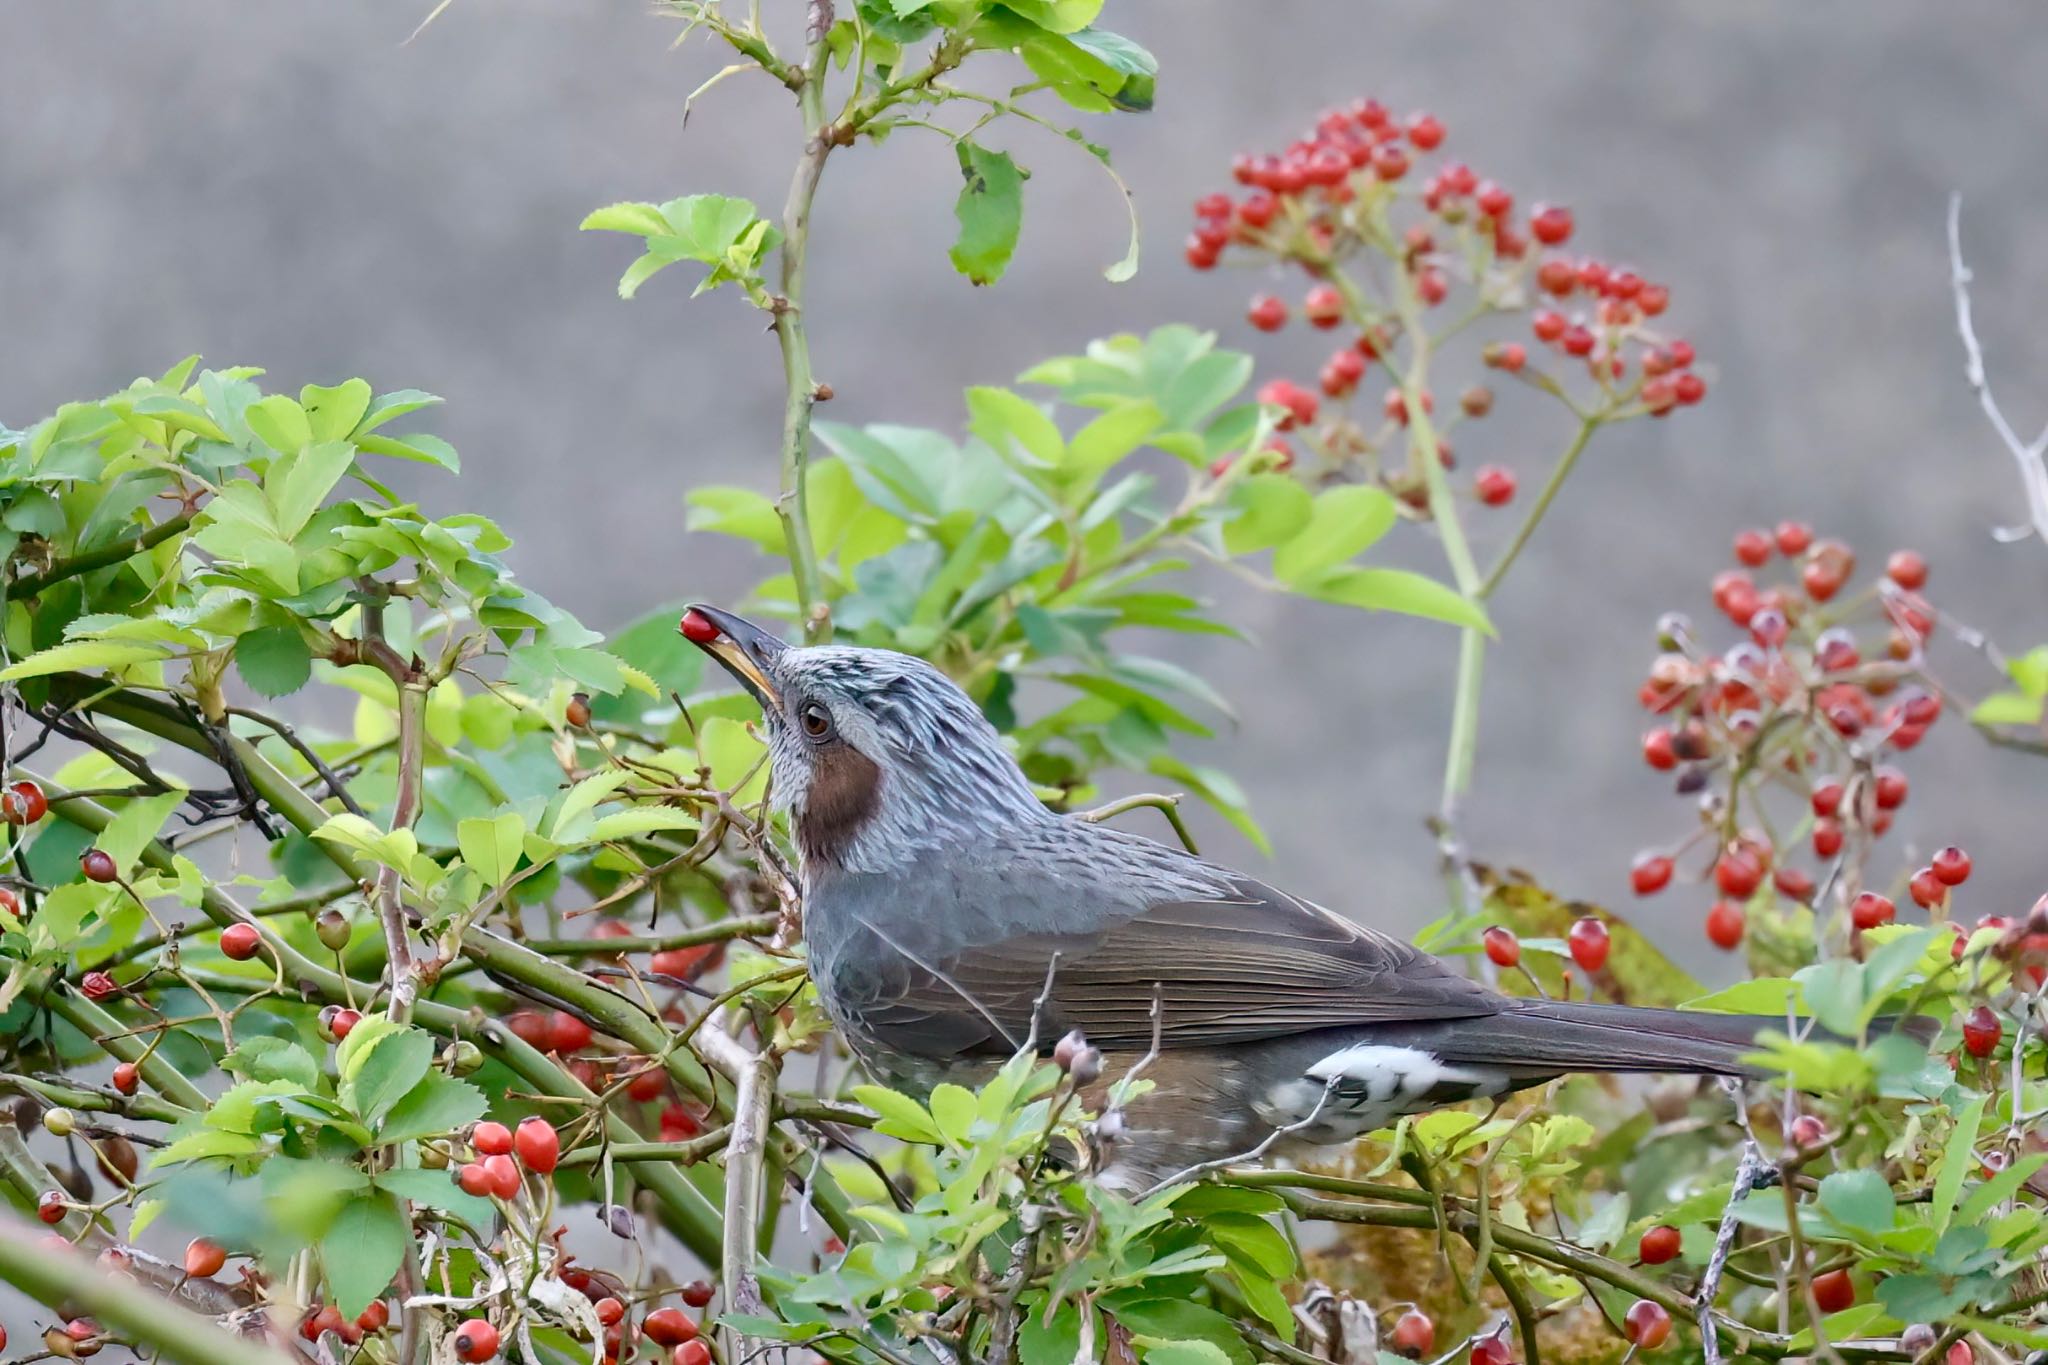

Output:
xmin=682 ymin=603 xmax=1779 ymax=1187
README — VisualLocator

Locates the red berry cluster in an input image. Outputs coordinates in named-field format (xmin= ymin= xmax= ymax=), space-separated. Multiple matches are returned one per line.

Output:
xmin=1185 ymin=98 xmax=1706 ymax=505
xmin=1628 ymin=525 xmax=1959 ymax=951
xmin=556 ymin=1252 xmax=715 ymax=1365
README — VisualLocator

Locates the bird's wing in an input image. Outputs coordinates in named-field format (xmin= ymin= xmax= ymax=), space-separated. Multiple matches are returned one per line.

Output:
xmin=838 ymin=873 xmax=1505 ymax=1058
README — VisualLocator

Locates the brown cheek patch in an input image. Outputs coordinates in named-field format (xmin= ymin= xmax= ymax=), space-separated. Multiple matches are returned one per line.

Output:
xmin=797 ymin=743 xmax=883 ymax=865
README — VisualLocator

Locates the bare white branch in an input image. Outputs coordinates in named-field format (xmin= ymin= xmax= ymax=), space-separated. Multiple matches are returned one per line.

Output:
xmin=1947 ymin=193 xmax=2048 ymax=547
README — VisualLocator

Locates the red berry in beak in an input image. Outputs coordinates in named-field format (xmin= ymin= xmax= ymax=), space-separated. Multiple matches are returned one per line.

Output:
xmin=679 ymin=609 xmax=722 ymax=644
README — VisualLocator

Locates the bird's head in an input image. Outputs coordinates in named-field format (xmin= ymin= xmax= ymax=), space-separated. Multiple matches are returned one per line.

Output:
xmin=680 ymin=605 xmax=1047 ymax=874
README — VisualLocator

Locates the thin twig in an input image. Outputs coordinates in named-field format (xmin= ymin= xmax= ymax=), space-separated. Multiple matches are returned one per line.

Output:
xmin=1946 ymin=193 xmax=2048 ymax=546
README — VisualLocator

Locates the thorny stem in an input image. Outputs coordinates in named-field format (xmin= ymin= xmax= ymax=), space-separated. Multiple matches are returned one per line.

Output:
xmin=382 ymin=679 xmax=428 ymax=1022
xmin=3 ymin=513 xmax=193 ymax=602
xmin=772 ymin=3 xmax=837 ymax=644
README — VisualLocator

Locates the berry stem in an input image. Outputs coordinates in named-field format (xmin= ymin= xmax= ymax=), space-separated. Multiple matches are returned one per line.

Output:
xmin=1477 ymin=414 xmax=1602 ymax=600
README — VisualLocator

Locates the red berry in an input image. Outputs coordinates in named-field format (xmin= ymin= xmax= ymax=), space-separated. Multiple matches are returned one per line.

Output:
xmin=1885 ymin=550 xmax=1928 ymax=590
xmin=80 ymin=850 xmax=118 ymax=884
xmin=1811 ymin=1269 xmax=1854 ymax=1314
xmin=673 ymin=1342 xmax=712 ymax=1365
xmin=184 ymin=1237 xmax=227 ymax=1279
xmin=1638 ymin=1224 xmax=1681 ymax=1265
xmin=1642 ymin=729 xmax=1678 ymax=771
xmin=1237 ymin=193 xmax=1277 ymax=228
xmin=681 ymin=1280 xmax=715 ymax=1309
xmin=1705 ymin=901 xmax=1746 ymax=950
xmin=483 ymin=1153 xmax=522 ymax=1200
xmin=1193 ymin=193 xmax=1231 ymax=219
xmin=220 ymin=922 xmax=262 ymax=961
xmin=1774 ymin=866 xmax=1815 ymax=901
xmin=1908 ymin=868 xmax=1946 ymax=910
xmin=1631 ymin=853 xmax=1674 ymax=897
xmin=1637 ymin=283 xmax=1670 ymax=316
xmin=1248 ymin=294 xmax=1288 ymax=332
xmin=660 ymin=1104 xmax=704 ymax=1142
xmin=1304 ymin=285 xmax=1344 ymax=329
xmin=2 ymin=780 xmax=47 ymax=825
xmin=1532 ymin=310 xmax=1566 ymax=343
xmin=1810 ymin=779 xmax=1844 ymax=818
xmin=111 ymin=1061 xmax=139 ymax=1095
xmin=594 ymin=1298 xmax=625 ymax=1327
xmin=1673 ymin=372 xmax=1707 ymax=405
xmin=1370 ymin=143 xmax=1409 ymax=181
xmin=37 ymin=1190 xmax=67 ymax=1224
xmin=646 ymin=1308 xmax=700 ymax=1347
xmin=1485 ymin=342 xmax=1527 ymax=372
xmin=1474 ymin=465 xmax=1517 ymax=507
xmin=1947 ymin=1343 xmax=1974 ymax=1365
xmin=1537 ymin=257 xmax=1577 ymax=295
xmin=1405 ymin=112 xmax=1445 ymax=150
xmin=1851 ymin=892 xmax=1895 ymax=931
xmin=1774 ymin=520 xmax=1813 ymax=556
xmin=548 ymin=1010 xmax=594 ymax=1054
xmin=1932 ymin=846 xmax=1972 ymax=886
xmin=81 ymin=971 xmax=117 ymax=1002
xmin=1812 ymin=818 xmax=1844 ymax=859
xmin=1624 ymin=1299 xmax=1671 ymax=1349
xmin=1481 ymin=926 xmax=1520 ymax=968
xmin=1568 ymin=916 xmax=1611 ymax=973
xmin=1873 ymin=767 xmax=1908 ymax=811
xmin=566 ymin=693 xmax=592 ymax=729
xmin=515 ymin=1117 xmax=560 ymax=1175
xmin=1560 ymin=325 xmax=1595 ymax=358
xmin=1469 ymin=1335 xmax=1513 ymax=1365
xmin=328 ymin=1008 xmax=361 ymax=1041
xmin=457 ymin=1163 xmax=493 ymax=1197
xmin=1529 ymin=204 xmax=1573 ymax=246
xmin=1963 ymin=1005 xmax=2001 ymax=1058
xmin=1390 ymin=1308 xmax=1434 ymax=1357
xmin=472 ymin=1121 xmax=513 ymax=1156
xmin=1732 ymin=529 xmax=1772 ymax=567
xmin=508 ymin=1010 xmax=552 ymax=1049
xmin=651 ymin=943 xmax=720 ymax=979
xmin=358 ymin=1301 xmax=390 ymax=1333
xmin=1789 ymin=1113 xmax=1827 ymax=1148
xmin=1714 ymin=850 xmax=1763 ymax=899
xmin=678 ymin=609 xmax=721 ymax=644
xmin=454 ymin=1318 xmax=501 ymax=1361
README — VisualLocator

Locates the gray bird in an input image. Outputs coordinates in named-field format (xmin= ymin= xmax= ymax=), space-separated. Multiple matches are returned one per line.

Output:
xmin=685 ymin=604 xmax=1773 ymax=1187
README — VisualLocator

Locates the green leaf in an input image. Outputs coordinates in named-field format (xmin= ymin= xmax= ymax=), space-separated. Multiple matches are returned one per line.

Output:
xmin=1109 ymin=1300 xmax=1252 ymax=1365
xmin=1682 ymin=978 xmax=1800 ymax=1015
xmin=0 ymin=638 xmax=170 ymax=681
xmin=949 ymin=143 xmax=1025 ymax=286
xmin=1020 ymin=1299 xmax=1089 ymax=1365
xmin=244 ymin=394 xmax=313 ymax=454
xmin=221 ymin=1037 xmax=321 ymax=1090
xmin=346 ymin=1028 xmax=436 ymax=1128
xmin=966 ymin=387 xmax=1064 ymax=468
xmin=1271 ymin=485 xmax=1396 ymax=582
xmin=1221 ymin=474 xmax=1312 ymax=555
xmin=927 ymin=1083 xmax=977 ymax=1144
xmin=1296 ymin=566 xmax=1493 ymax=633
xmin=1971 ymin=690 xmax=2043 ymax=726
xmin=376 ymin=1167 xmax=494 ymax=1224
xmin=377 ymin=1071 xmax=488 ymax=1145
xmin=1131 ymin=1340 xmax=1232 ymax=1365
xmin=585 ymin=806 xmax=701 ymax=843
xmin=352 ymin=388 xmax=442 ymax=438
xmin=578 ymin=201 xmax=675 ymax=237
xmin=321 ymin=1190 xmax=408 ymax=1318
xmin=354 ymin=432 xmax=460 ymax=471
xmin=300 ymin=380 xmax=373 ymax=443
xmin=267 ymin=440 xmax=358 ymax=538
xmin=457 ymin=813 xmax=525 ymax=887
xmin=849 ymin=1085 xmax=941 ymax=1144
xmin=235 ymin=626 xmax=313 ymax=698
xmin=686 ymin=486 xmax=786 ymax=552
xmin=1816 ymin=1169 xmax=1895 ymax=1234
xmin=2007 ymin=645 xmax=2048 ymax=696
xmin=95 ymin=789 xmax=190 ymax=873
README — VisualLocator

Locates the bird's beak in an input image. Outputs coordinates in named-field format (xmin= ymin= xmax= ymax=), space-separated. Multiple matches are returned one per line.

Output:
xmin=680 ymin=604 xmax=787 ymax=712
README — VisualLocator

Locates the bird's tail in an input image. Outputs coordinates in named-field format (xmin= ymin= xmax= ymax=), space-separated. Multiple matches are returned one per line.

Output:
xmin=1425 ymin=999 xmax=1778 ymax=1080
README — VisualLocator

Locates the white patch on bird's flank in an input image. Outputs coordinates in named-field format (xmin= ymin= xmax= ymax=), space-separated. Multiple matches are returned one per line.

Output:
xmin=1255 ymin=1044 xmax=1512 ymax=1143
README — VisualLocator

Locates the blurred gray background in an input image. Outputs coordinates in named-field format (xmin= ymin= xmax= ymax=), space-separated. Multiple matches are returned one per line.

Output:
xmin=4 ymin=2 xmax=2045 ymax=982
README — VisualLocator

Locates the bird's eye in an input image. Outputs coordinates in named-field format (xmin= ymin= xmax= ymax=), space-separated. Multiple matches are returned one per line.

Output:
xmin=799 ymin=702 xmax=833 ymax=739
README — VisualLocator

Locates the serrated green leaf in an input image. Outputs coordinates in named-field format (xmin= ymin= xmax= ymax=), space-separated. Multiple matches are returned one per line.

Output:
xmin=849 ymin=1085 xmax=941 ymax=1144
xmin=1816 ymin=1168 xmax=1894 ymax=1233
xmin=457 ymin=813 xmax=524 ymax=887
xmin=235 ymin=626 xmax=313 ymax=698
xmin=376 ymin=1166 xmax=494 ymax=1223
xmin=321 ymin=1190 xmax=408 ymax=1318
xmin=377 ymin=1071 xmax=488 ymax=1145
xmin=949 ymin=143 xmax=1025 ymax=286
xmin=346 ymin=1028 xmax=436 ymax=1127
xmin=0 ymin=638 xmax=171 ymax=681
xmin=95 ymin=789 xmax=189 ymax=874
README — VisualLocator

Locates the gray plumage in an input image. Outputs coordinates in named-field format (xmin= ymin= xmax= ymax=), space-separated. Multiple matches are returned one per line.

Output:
xmin=686 ymin=606 xmax=1769 ymax=1184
